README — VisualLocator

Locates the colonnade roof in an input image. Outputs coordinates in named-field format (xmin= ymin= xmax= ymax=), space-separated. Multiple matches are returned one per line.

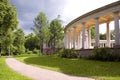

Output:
xmin=65 ymin=1 xmax=120 ymax=32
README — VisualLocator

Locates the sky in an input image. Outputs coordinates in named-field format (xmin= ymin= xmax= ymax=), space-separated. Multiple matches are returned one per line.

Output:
xmin=10 ymin=0 xmax=119 ymax=35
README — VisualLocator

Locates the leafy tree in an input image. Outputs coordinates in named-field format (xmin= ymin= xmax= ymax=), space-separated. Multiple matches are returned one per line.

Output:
xmin=0 ymin=0 xmax=18 ymax=56
xmin=25 ymin=33 xmax=39 ymax=51
xmin=33 ymin=12 xmax=49 ymax=54
xmin=91 ymin=27 xmax=95 ymax=39
xmin=99 ymin=30 xmax=115 ymax=40
xmin=13 ymin=29 xmax=25 ymax=55
xmin=1 ymin=29 xmax=15 ymax=55
xmin=110 ymin=30 xmax=115 ymax=40
xmin=49 ymin=19 xmax=64 ymax=50
xmin=100 ymin=33 xmax=106 ymax=40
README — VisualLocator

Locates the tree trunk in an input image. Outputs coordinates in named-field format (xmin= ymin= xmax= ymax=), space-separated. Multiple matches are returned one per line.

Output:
xmin=39 ymin=43 xmax=41 ymax=56
xmin=53 ymin=39 xmax=55 ymax=52
xmin=41 ymin=43 xmax=43 ymax=54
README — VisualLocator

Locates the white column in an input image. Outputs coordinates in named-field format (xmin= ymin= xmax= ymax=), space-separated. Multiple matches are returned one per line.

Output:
xmin=64 ymin=31 xmax=66 ymax=48
xmin=68 ymin=30 xmax=71 ymax=49
xmin=78 ymin=32 xmax=80 ymax=49
xmin=65 ymin=31 xmax=68 ymax=48
xmin=80 ymin=32 xmax=82 ymax=48
xmin=106 ymin=22 xmax=110 ymax=47
xmin=114 ymin=11 xmax=120 ymax=46
xmin=76 ymin=31 xmax=79 ymax=49
xmin=73 ymin=27 xmax=76 ymax=49
xmin=82 ymin=22 xmax=85 ymax=49
xmin=88 ymin=28 xmax=91 ymax=48
xmin=95 ymin=17 xmax=100 ymax=47
xmin=85 ymin=31 xmax=88 ymax=48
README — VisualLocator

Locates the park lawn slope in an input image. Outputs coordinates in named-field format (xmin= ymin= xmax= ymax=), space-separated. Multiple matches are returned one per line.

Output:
xmin=0 ymin=57 xmax=31 ymax=80
xmin=16 ymin=56 xmax=120 ymax=80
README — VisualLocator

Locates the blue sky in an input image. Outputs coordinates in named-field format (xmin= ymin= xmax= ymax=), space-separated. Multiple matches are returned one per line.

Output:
xmin=10 ymin=0 xmax=118 ymax=35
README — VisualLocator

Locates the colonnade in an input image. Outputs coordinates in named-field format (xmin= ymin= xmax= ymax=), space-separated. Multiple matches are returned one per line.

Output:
xmin=65 ymin=11 xmax=120 ymax=49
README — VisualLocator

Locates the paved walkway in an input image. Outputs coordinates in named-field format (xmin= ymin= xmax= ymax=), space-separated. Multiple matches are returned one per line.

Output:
xmin=6 ymin=58 xmax=95 ymax=80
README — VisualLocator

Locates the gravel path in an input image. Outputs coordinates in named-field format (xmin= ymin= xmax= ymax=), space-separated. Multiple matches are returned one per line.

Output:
xmin=6 ymin=58 xmax=95 ymax=80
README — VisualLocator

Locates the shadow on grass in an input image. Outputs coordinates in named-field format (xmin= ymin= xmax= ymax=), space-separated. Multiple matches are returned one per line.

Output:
xmin=24 ymin=56 xmax=120 ymax=78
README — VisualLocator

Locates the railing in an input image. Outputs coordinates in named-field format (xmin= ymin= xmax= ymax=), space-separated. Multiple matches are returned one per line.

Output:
xmin=91 ymin=40 xmax=115 ymax=48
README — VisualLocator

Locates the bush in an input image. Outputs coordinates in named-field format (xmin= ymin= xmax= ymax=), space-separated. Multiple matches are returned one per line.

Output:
xmin=33 ymin=49 xmax=39 ymax=54
xmin=26 ymin=51 xmax=33 ymax=54
xmin=60 ymin=48 xmax=79 ymax=58
xmin=89 ymin=47 xmax=120 ymax=61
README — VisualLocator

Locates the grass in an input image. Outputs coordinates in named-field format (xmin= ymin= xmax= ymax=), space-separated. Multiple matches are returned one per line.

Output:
xmin=0 ymin=56 xmax=31 ymax=80
xmin=16 ymin=55 xmax=120 ymax=80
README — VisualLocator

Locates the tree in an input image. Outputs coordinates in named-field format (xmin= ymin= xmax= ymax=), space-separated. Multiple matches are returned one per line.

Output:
xmin=0 ymin=0 xmax=18 ymax=56
xmin=13 ymin=29 xmax=25 ymax=55
xmin=49 ymin=19 xmax=64 ymax=50
xmin=1 ymin=29 xmax=15 ymax=55
xmin=110 ymin=30 xmax=115 ymax=40
xmin=33 ymin=12 xmax=49 ymax=54
xmin=91 ymin=27 xmax=95 ymax=39
xmin=25 ymin=33 xmax=39 ymax=51
xmin=100 ymin=33 xmax=106 ymax=40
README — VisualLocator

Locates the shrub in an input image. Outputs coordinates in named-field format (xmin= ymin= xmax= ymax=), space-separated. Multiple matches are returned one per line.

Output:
xmin=60 ymin=48 xmax=79 ymax=58
xmin=27 ymin=51 xmax=33 ymax=54
xmin=33 ymin=49 xmax=39 ymax=54
xmin=89 ymin=47 xmax=120 ymax=61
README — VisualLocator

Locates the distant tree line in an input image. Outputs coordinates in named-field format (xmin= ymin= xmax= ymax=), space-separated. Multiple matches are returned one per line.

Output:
xmin=91 ymin=27 xmax=115 ymax=40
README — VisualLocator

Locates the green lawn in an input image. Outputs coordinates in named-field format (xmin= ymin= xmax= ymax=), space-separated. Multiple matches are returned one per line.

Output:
xmin=0 ymin=57 xmax=31 ymax=80
xmin=16 ymin=55 xmax=120 ymax=80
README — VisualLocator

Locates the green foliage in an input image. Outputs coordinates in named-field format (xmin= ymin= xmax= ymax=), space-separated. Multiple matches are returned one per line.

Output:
xmin=17 ymin=56 xmax=120 ymax=80
xmin=0 ymin=0 xmax=18 ymax=55
xmin=33 ymin=12 xmax=50 ymax=53
xmin=110 ymin=30 xmax=115 ymax=40
xmin=49 ymin=19 xmax=64 ymax=49
xmin=91 ymin=28 xmax=114 ymax=40
xmin=33 ymin=48 xmax=39 ymax=54
xmin=91 ymin=27 xmax=95 ymax=39
xmin=0 ymin=57 xmax=31 ymax=80
xmin=26 ymin=51 xmax=33 ymax=54
xmin=89 ymin=47 xmax=120 ymax=61
xmin=25 ymin=34 xmax=39 ymax=50
xmin=0 ymin=0 xmax=9 ymax=4
xmin=59 ymin=48 xmax=79 ymax=58
xmin=18 ymin=45 xmax=26 ymax=54
xmin=12 ymin=29 xmax=26 ymax=55
xmin=14 ymin=29 xmax=25 ymax=46
xmin=0 ymin=1 xmax=18 ymax=32
xmin=100 ymin=33 xmax=106 ymax=40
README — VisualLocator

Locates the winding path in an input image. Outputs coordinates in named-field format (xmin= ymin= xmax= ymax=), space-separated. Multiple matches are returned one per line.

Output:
xmin=6 ymin=58 xmax=94 ymax=80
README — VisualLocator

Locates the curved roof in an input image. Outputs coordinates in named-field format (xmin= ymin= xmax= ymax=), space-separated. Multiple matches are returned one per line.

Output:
xmin=65 ymin=1 xmax=120 ymax=31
